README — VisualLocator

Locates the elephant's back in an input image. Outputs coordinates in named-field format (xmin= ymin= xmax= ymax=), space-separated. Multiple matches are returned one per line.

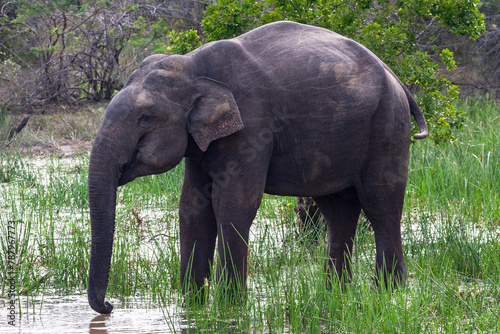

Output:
xmin=193 ymin=21 xmax=387 ymax=106
xmin=193 ymin=21 xmax=383 ymax=77
xmin=234 ymin=21 xmax=379 ymax=70
xmin=235 ymin=20 xmax=346 ymax=47
xmin=237 ymin=22 xmax=388 ymax=115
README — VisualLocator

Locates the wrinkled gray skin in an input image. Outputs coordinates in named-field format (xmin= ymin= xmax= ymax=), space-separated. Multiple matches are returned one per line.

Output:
xmin=88 ymin=21 xmax=428 ymax=314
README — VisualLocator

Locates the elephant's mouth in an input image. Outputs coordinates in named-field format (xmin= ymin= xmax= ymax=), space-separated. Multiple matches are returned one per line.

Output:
xmin=118 ymin=149 xmax=140 ymax=186
xmin=118 ymin=167 xmax=136 ymax=186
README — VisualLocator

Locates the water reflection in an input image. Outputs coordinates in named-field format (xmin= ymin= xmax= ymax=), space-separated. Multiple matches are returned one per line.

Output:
xmin=0 ymin=295 xmax=182 ymax=333
xmin=89 ymin=315 xmax=109 ymax=333
xmin=86 ymin=302 xmax=246 ymax=333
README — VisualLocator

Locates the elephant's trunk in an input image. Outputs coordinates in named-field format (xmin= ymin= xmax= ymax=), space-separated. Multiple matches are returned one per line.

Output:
xmin=87 ymin=139 xmax=121 ymax=314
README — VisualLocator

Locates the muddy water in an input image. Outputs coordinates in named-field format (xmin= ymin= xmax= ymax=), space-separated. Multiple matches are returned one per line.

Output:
xmin=0 ymin=295 xmax=190 ymax=333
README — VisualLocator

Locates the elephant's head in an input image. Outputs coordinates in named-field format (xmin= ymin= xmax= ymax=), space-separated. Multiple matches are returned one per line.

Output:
xmin=87 ymin=54 xmax=244 ymax=314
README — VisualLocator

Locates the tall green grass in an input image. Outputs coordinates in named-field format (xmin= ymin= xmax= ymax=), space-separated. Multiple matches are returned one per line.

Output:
xmin=407 ymin=98 xmax=499 ymax=223
xmin=0 ymin=97 xmax=499 ymax=332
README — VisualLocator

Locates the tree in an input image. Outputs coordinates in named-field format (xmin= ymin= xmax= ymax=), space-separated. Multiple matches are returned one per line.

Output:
xmin=476 ymin=1 xmax=500 ymax=95
xmin=0 ymin=0 xmax=209 ymax=110
xmin=196 ymin=0 xmax=486 ymax=143
xmin=443 ymin=0 xmax=500 ymax=97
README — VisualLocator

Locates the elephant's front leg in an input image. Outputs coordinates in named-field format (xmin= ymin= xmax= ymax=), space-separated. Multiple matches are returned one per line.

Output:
xmin=212 ymin=191 xmax=264 ymax=302
xmin=215 ymin=218 xmax=252 ymax=301
xmin=179 ymin=158 xmax=217 ymax=300
xmin=209 ymin=163 xmax=268 ymax=302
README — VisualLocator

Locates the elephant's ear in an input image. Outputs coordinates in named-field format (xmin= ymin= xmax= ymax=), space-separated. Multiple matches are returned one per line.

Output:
xmin=188 ymin=77 xmax=244 ymax=152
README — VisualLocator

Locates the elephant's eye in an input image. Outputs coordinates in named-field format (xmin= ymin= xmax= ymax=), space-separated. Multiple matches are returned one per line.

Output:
xmin=138 ymin=113 xmax=155 ymax=127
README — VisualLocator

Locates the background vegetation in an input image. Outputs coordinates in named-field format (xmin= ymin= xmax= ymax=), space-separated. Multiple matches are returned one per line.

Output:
xmin=0 ymin=0 xmax=498 ymax=143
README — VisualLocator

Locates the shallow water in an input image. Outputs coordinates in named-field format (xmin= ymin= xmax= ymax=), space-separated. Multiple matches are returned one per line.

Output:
xmin=0 ymin=155 xmax=296 ymax=333
xmin=1 ymin=295 xmax=184 ymax=333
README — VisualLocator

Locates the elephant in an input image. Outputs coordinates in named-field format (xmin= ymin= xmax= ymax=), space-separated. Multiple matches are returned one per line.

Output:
xmin=295 ymin=197 xmax=325 ymax=243
xmin=87 ymin=21 xmax=428 ymax=314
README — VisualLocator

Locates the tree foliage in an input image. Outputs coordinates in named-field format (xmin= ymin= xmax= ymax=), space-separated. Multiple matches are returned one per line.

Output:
xmin=445 ymin=1 xmax=500 ymax=97
xmin=0 ymin=0 xmax=207 ymax=109
xmin=198 ymin=0 xmax=486 ymax=143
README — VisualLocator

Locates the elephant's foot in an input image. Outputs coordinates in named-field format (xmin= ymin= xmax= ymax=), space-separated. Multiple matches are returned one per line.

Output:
xmin=323 ymin=253 xmax=355 ymax=291
xmin=374 ymin=252 xmax=407 ymax=289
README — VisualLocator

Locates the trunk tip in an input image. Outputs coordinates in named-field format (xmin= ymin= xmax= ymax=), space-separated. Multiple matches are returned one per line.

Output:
xmin=90 ymin=300 xmax=114 ymax=314
xmin=413 ymin=130 xmax=428 ymax=139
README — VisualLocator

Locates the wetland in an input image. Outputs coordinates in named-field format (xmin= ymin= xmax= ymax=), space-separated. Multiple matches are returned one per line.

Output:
xmin=1 ymin=98 xmax=500 ymax=333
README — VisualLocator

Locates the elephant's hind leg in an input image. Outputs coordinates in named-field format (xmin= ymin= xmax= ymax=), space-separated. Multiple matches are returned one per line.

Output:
xmin=356 ymin=161 xmax=409 ymax=288
xmin=313 ymin=190 xmax=361 ymax=288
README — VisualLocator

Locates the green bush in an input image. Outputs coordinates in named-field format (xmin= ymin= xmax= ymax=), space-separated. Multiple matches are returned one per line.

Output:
xmin=167 ymin=30 xmax=201 ymax=55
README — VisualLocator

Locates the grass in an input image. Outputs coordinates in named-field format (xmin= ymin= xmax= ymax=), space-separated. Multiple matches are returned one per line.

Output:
xmin=0 ymin=97 xmax=499 ymax=332
xmin=0 ymin=103 xmax=105 ymax=154
xmin=407 ymin=98 xmax=499 ymax=223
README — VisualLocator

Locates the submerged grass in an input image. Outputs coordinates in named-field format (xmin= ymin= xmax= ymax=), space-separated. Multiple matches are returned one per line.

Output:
xmin=0 ymin=97 xmax=499 ymax=332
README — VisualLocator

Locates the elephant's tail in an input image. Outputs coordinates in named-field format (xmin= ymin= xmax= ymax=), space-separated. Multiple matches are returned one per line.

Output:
xmin=381 ymin=62 xmax=428 ymax=139
xmin=402 ymin=85 xmax=428 ymax=139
